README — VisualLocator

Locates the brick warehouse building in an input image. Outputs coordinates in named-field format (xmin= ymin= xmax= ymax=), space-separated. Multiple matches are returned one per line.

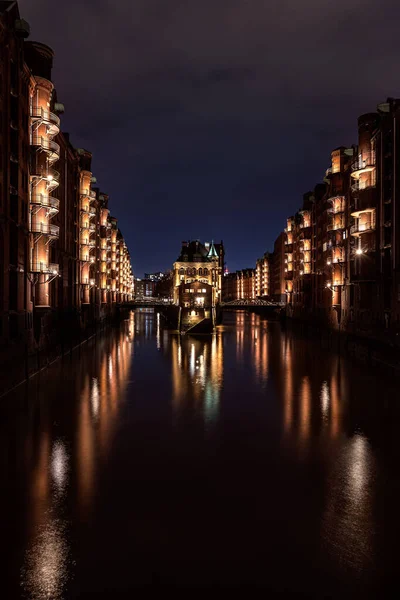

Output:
xmin=283 ymin=99 xmax=400 ymax=341
xmin=0 ymin=2 xmax=133 ymax=359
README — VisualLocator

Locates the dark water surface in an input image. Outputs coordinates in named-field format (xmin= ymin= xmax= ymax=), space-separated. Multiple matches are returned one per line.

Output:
xmin=2 ymin=311 xmax=400 ymax=596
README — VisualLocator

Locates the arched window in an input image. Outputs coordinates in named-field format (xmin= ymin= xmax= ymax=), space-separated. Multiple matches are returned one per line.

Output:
xmin=186 ymin=267 xmax=192 ymax=276
xmin=179 ymin=268 xmax=184 ymax=275
xmin=203 ymin=268 xmax=208 ymax=276
xmin=198 ymin=268 xmax=203 ymax=276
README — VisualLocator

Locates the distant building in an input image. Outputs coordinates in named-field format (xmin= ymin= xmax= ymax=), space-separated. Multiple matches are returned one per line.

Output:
xmin=135 ymin=278 xmax=156 ymax=298
xmin=173 ymin=240 xmax=224 ymax=332
xmin=144 ymin=272 xmax=164 ymax=281
xmin=271 ymin=232 xmax=286 ymax=303
xmin=255 ymin=253 xmax=271 ymax=298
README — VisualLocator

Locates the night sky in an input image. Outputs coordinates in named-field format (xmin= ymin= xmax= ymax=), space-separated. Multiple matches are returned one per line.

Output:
xmin=21 ymin=0 xmax=400 ymax=276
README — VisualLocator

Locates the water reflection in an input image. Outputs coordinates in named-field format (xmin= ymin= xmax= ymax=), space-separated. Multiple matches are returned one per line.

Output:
xmin=1 ymin=310 xmax=397 ymax=594
xmin=170 ymin=333 xmax=223 ymax=426
xmin=20 ymin=316 xmax=134 ymax=598
xmin=322 ymin=432 xmax=375 ymax=573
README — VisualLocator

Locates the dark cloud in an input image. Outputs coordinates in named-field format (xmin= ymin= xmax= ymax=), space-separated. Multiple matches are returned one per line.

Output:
xmin=20 ymin=0 xmax=400 ymax=274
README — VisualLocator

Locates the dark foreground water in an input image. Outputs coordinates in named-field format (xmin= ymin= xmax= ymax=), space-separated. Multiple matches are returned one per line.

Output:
xmin=2 ymin=311 xmax=400 ymax=597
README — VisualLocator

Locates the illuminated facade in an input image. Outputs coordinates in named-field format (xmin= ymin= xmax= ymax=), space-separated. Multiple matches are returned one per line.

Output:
xmin=173 ymin=240 xmax=224 ymax=306
xmin=255 ymin=253 xmax=270 ymax=297
xmin=281 ymin=98 xmax=400 ymax=339
xmin=0 ymin=2 xmax=134 ymax=357
xmin=173 ymin=240 xmax=224 ymax=332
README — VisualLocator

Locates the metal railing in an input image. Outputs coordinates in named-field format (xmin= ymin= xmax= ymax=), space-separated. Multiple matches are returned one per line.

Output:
xmin=31 ymin=222 xmax=60 ymax=237
xmin=30 ymin=261 xmax=59 ymax=275
xmin=30 ymin=193 xmax=60 ymax=212
xmin=31 ymin=107 xmax=60 ymax=129
xmin=350 ymin=222 xmax=375 ymax=235
xmin=327 ymin=220 xmax=345 ymax=231
xmin=351 ymin=152 xmax=375 ymax=172
xmin=31 ymin=136 xmax=60 ymax=157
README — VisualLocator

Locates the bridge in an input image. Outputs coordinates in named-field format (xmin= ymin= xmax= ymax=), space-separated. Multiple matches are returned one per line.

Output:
xmin=221 ymin=299 xmax=284 ymax=309
xmin=121 ymin=297 xmax=285 ymax=310
xmin=122 ymin=297 xmax=173 ymax=308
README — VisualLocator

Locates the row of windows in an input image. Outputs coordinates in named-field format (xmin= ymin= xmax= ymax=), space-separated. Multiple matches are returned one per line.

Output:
xmin=179 ymin=267 xmax=214 ymax=276
xmin=185 ymin=288 xmax=207 ymax=293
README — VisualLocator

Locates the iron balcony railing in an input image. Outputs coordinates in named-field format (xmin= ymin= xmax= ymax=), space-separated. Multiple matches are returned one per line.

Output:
xmin=327 ymin=219 xmax=345 ymax=231
xmin=31 ymin=136 xmax=60 ymax=159
xmin=89 ymin=206 xmax=96 ymax=215
xmin=350 ymin=222 xmax=375 ymax=235
xmin=82 ymin=277 xmax=96 ymax=286
xmin=351 ymin=152 xmax=375 ymax=172
xmin=31 ymin=222 xmax=60 ymax=237
xmin=31 ymin=107 xmax=60 ymax=130
xmin=30 ymin=193 xmax=60 ymax=212
xmin=81 ymin=189 xmax=97 ymax=200
xmin=30 ymin=261 xmax=59 ymax=275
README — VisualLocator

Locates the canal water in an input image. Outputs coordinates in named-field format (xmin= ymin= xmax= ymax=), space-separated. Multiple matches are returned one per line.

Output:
xmin=2 ymin=310 xmax=400 ymax=597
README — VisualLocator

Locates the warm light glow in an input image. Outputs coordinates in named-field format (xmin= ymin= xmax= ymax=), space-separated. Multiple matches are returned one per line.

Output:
xmin=356 ymin=248 xmax=363 ymax=255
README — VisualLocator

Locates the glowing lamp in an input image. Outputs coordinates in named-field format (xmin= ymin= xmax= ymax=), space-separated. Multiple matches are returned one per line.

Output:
xmin=356 ymin=248 xmax=363 ymax=255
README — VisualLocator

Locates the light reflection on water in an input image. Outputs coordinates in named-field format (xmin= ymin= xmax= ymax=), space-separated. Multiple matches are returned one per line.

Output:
xmin=0 ymin=309 xmax=396 ymax=595
xmin=170 ymin=332 xmax=224 ymax=426
xmin=19 ymin=316 xmax=133 ymax=599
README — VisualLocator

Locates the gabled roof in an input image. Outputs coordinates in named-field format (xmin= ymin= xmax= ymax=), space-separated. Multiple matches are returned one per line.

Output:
xmin=207 ymin=241 xmax=218 ymax=259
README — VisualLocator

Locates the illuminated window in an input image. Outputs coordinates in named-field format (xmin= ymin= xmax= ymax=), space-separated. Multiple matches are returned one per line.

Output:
xmin=202 ymin=288 xmax=206 ymax=293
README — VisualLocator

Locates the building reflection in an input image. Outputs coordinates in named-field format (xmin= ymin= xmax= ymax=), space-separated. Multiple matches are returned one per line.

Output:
xmin=170 ymin=333 xmax=223 ymax=426
xmin=276 ymin=330 xmax=346 ymax=448
xmin=20 ymin=313 xmax=134 ymax=599
xmin=321 ymin=432 xmax=375 ymax=572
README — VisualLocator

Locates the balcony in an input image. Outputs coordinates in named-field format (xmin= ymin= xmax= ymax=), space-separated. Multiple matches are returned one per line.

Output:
xmin=31 ymin=222 xmax=60 ymax=238
xmin=82 ymin=277 xmax=96 ymax=286
xmin=88 ymin=240 xmax=96 ymax=247
xmin=31 ymin=136 xmax=60 ymax=164
xmin=89 ymin=206 xmax=96 ymax=216
xmin=328 ymin=202 xmax=345 ymax=215
xmin=31 ymin=261 xmax=59 ymax=275
xmin=351 ymin=207 xmax=375 ymax=219
xmin=31 ymin=107 xmax=60 ymax=136
xmin=327 ymin=219 xmax=345 ymax=232
xmin=30 ymin=193 xmax=60 ymax=214
xmin=350 ymin=222 xmax=375 ymax=237
xmin=351 ymin=154 xmax=376 ymax=179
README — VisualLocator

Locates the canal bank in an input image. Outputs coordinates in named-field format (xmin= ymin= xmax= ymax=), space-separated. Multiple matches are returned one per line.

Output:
xmin=0 ymin=307 xmax=126 ymax=399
